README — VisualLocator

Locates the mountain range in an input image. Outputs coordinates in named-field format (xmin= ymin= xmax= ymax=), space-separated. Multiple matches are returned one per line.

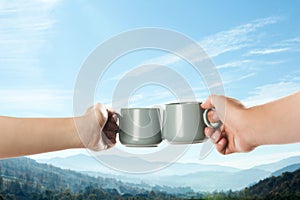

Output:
xmin=272 ymin=163 xmax=300 ymax=177
xmin=0 ymin=157 xmax=190 ymax=199
xmin=2 ymin=156 xmax=300 ymax=199
xmin=37 ymin=154 xmax=300 ymax=192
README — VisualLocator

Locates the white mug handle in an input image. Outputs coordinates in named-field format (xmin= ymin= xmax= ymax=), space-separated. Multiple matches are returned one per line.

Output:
xmin=203 ymin=108 xmax=222 ymax=129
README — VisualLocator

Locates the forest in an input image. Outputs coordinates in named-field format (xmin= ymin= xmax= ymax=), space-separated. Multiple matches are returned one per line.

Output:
xmin=0 ymin=157 xmax=300 ymax=200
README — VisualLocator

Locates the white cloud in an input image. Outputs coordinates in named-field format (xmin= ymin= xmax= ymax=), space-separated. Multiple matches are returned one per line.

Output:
xmin=200 ymin=17 xmax=280 ymax=58
xmin=245 ymin=35 xmax=300 ymax=56
xmin=217 ymin=72 xmax=256 ymax=88
xmin=276 ymin=36 xmax=300 ymax=48
xmin=235 ymin=73 xmax=256 ymax=82
xmin=104 ymin=85 xmax=209 ymax=110
xmin=0 ymin=1 xmax=66 ymax=116
xmin=243 ymin=81 xmax=300 ymax=107
xmin=0 ymin=1 xmax=58 ymax=79
xmin=110 ymin=16 xmax=281 ymax=82
xmin=141 ymin=16 xmax=280 ymax=67
xmin=0 ymin=88 xmax=72 ymax=116
xmin=216 ymin=60 xmax=252 ymax=69
xmin=247 ymin=47 xmax=290 ymax=55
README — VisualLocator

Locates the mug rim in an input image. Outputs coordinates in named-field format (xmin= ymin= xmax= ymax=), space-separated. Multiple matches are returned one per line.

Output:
xmin=120 ymin=107 xmax=160 ymax=110
xmin=165 ymin=101 xmax=201 ymax=106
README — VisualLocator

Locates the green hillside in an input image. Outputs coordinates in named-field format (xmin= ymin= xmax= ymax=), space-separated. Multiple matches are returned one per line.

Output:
xmin=204 ymin=168 xmax=300 ymax=200
xmin=1 ymin=157 xmax=300 ymax=199
xmin=243 ymin=168 xmax=300 ymax=199
xmin=0 ymin=157 xmax=190 ymax=199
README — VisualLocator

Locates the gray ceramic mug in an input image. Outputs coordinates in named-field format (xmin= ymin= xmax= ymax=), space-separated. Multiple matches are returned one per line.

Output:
xmin=118 ymin=108 xmax=162 ymax=147
xmin=162 ymin=102 xmax=221 ymax=144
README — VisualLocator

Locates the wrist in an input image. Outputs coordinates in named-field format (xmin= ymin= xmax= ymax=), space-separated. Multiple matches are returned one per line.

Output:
xmin=67 ymin=117 xmax=84 ymax=149
xmin=244 ymin=105 xmax=266 ymax=148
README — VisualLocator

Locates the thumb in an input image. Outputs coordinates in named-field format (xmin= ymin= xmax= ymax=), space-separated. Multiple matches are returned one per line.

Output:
xmin=93 ymin=103 xmax=108 ymax=129
xmin=202 ymin=95 xmax=227 ymax=122
xmin=201 ymin=94 xmax=225 ymax=110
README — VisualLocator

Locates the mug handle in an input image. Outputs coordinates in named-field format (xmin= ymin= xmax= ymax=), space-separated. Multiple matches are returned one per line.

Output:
xmin=203 ymin=108 xmax=222 ymax=129
xmin=114 ymin=113 xmax=121 ymax=133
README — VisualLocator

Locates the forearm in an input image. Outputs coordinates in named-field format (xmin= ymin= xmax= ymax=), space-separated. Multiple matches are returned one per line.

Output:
xmin=248 ymin=91 xmax=300 ymax=146
xmin=0 ymin=116 xmax=83 ymax=158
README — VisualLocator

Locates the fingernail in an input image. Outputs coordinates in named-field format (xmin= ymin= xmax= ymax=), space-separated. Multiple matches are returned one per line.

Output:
xmin=112 ymin=114 xmax=118 ymax=121
xmin=204 ymin=127 xmax=208 ymax=135
xmin=204 ymin=127 xmax=211 ymax=138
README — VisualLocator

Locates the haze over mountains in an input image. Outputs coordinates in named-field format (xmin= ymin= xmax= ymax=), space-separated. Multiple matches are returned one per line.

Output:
xmin=37 ymin=154 xmax=300 ymax=192
xmin=1 ymin=156 xmax=300 ymax=199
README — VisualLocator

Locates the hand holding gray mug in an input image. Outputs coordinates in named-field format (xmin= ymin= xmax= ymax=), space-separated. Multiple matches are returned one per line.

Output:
xmin=117 ymin=102 xmax=222 ymax=147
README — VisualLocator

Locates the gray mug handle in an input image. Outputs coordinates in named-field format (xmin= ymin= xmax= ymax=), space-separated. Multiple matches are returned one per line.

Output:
xmin=203 ymin=108 xmax=222 ymax=129
xmin=114 ymin=113 xmax=121 ymax=133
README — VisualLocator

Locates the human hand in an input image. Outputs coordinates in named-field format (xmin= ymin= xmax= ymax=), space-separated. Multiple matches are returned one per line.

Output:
xmin=75 ymin=103 xmax=118 ymax=151
xmin=201 ymin=95 xmax=257 ymax=154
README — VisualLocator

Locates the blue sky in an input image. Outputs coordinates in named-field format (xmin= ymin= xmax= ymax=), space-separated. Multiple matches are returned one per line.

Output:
xmin=1 ymin=0 xmax=300 ymax=169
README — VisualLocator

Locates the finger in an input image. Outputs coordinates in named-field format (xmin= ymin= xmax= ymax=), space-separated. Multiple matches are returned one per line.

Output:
xmin=107 ymin=109 xmax=118 ymax=119
xmin=93 ymin=103 xmax=108 ymax=126
xmin=109 ymin=138 xmax=116 ymax=145
xmin=102 ymin=131 xmax=116 ymax=142
xmin=107 ymin=114 xmax=117 ymax=124
xmin=104 ymin=120 xmax=119 ymax=132
xmin=204 ymin=127 xmax=223 ymax=144
xmin=106 ymin=137 xmax=116 ymax=147
xmin=210 ymin=129 xmax=222 ymax=144
xmin=215 ymin=137 xmax=228 ymax=155
xmin=103 ymin=130 xmax=117 ymax=140
xmin=201 ymin=94 xmax=219 ymax=109
xmin=105 ymin=137 xmax=117 ymax=145
xmin=225 ymin=148 xmax=234 ymax=155
xmin=101 ymin=133 xmax=116 ymax=148
xmin=204 ymin=127 xmax=214 ymax=138
xmin=220 ymin=124 xmax=225 ymax=132
xmin=201 ymin=94 xmax=226 ymax=111
xmin=103 ymin=130 xmax=117 ymax=137
xmin=207 ymin=110 xmax=220 ymax=123
xmin=106 ymin=110 xmax=119 ymax=124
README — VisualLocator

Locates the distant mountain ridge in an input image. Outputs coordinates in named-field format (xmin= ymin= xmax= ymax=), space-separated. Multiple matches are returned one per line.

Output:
xmin=1 ymin=156 xmax=300 ymax=199
xmin=272 ymin=163 xmax=300 ymax=177
xmin=0 ymin=157 xmax=147 ymax=194
xmin=37 ymin=154 xmax=300 ymax=192
xmin=0 ymin=157 xmax=187 ymax=199
xmin=0 ymin=157 xmax=193 ymax=196
xmin=253 ymin=155 xmax=300 ymax=172
xmin=145 ymin=168 xmax=270 ymax=191
xmin=38 ymin=154 xmax=240 ymax=175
